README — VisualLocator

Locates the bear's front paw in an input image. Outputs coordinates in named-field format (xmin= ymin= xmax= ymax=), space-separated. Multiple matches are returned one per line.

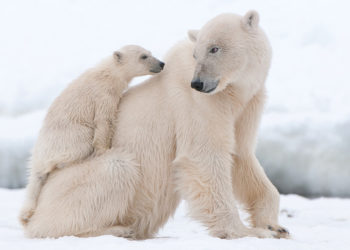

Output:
xmin=267 ymin=224 xmax=290 ymax=239
xmin=210 ymin=227 xmax=277 ymax=239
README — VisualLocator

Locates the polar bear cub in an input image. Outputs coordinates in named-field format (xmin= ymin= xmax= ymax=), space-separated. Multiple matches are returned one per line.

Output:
xmin=19 ymin=45 xmax=165 ymax=225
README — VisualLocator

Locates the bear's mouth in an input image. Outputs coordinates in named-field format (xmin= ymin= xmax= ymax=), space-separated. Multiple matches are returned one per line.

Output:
xmin=203 ymin=86 xmax=217 ymax=93
xmin=201 ymin=80 xmax=219 ymax=93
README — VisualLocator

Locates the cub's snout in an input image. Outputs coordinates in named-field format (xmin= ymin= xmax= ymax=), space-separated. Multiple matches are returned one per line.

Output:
xmin=150 ymin=60 xmax=165 ymax=73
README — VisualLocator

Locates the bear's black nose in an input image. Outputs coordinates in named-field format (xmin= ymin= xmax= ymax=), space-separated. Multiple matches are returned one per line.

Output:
xmin=159 ymin=62 xmax=165 ymax=69
xmin=191 ymin=80 xmax=203 ymax=91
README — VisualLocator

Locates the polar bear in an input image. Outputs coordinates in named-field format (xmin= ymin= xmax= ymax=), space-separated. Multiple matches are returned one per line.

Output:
xmin=19 ymin=45 xmax=165 ymax=226
xmin=24 ymin=11 xmax=289 ymax=239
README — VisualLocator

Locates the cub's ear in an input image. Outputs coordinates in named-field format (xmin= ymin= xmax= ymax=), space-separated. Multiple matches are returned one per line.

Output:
xmin=113 ymin=51 xmax=123 ymax=63
xmin=188 ymin=29 xmax=199 ymax=42
xmin=241 ymin=10 xmax=259 ymax=30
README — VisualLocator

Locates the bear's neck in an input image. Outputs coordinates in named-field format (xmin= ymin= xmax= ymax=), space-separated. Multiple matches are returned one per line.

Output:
xmin=111 ymin=61 xmax=143 ymax=84
xmin=224 ymin=63 xmax=268 ymax=107
xmin=213 ymin=79 xmax=265 ymax=116
xmin=106 ymin=58 xmax=134 ymax=84
xmin=88 ymin=58 xmax=131 ymax=91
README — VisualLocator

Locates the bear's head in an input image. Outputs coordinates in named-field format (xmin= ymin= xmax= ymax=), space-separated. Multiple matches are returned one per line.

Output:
xmin=113 ymin=45 xmax=165 ymax=76
xmin=188 ymin=10 xmax=271 ymax=95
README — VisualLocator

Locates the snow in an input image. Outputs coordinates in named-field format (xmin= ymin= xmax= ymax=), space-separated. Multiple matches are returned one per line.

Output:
xmin=1 ymin=188 xmax=350 ymax=250
xmin=0 ymin=0 xmax=350 ymax=195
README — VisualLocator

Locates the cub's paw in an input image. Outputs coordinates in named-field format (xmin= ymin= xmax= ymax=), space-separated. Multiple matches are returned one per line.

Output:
xmin=267 ymin=225 xmax=290 ymax=239
xmin=19 ymin=206 xmax=35 ymax=226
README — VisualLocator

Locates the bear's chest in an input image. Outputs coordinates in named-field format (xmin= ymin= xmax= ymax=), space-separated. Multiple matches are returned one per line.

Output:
xmin=175 ymin=100 xmax=236 ymax=158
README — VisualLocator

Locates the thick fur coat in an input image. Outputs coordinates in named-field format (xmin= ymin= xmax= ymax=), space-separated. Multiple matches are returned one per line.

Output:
xmin=19 ymin=45 xmax=164 ymax=226
xmin=23 ymin=11 xmax=289 ymax=239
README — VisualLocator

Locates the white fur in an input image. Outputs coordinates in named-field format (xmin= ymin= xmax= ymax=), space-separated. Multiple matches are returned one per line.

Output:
xmin=23 ymin=11 xmax=289 ymax=239
xmin=19 ymin=45 xmax=163 ymax=226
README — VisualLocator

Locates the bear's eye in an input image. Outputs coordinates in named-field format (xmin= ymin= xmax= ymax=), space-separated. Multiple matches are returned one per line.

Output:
xmin=141 ymin=55 xmax=148 ymax=60
xmin=209 ymin=47 xmax=219 ymax=54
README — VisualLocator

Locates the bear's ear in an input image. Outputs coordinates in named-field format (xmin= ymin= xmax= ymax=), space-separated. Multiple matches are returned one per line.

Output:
xmin=241 ymin=10 xmax=259 ymax=31
xmin=113 ymin=51 xmax=123 ymax=64
xmin=188 ymin=29 xmax=199 ymax=42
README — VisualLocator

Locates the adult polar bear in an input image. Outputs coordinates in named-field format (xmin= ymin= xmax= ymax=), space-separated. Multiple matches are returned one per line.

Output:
xmin=25 ymin=11 xmax=289 ymax=239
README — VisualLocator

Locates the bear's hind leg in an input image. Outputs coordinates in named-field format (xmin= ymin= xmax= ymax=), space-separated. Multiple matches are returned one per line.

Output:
xmin=77 ymin=225 xmax=134 ymax=239
xmin=25 ymin=148 xmax=140 ymax=238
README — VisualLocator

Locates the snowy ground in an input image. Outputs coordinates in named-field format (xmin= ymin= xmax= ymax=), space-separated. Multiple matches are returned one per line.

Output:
xmin=1 ymin=188 xmax=350 ymax=250
xmin=1 ymin=0 xmax=350 ymax=195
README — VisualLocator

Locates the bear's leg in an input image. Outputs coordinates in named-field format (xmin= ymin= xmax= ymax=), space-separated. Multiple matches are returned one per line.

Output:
xmin=232 ymin=154 xmax=289 ymax=238
xmin=19 ymin=166 xmax=51 ymax=226
xmin=173 ymin=156 xmax=277 ymax=239
xmin=233 ymin=89 xmax=289 ymax=238
xmin=92 ymin=118 xmax=114 ymax=156
xmin=25 ymin=148 xmax=140 ymax=238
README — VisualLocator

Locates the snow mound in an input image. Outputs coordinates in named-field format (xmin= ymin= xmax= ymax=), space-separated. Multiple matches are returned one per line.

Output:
xmin=258 ymin=113 xmax=350 ymax=197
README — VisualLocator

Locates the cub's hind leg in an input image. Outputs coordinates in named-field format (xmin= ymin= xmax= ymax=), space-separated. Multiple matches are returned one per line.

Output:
xmin=19 ymin=162 xmax=53 ymax=226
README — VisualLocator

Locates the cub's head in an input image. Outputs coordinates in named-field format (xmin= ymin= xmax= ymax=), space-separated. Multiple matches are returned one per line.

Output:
xmin=113 ymin=45 xmax=165 ymax=76
xmin=188 ymin=10 xmax=271 ymax=94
